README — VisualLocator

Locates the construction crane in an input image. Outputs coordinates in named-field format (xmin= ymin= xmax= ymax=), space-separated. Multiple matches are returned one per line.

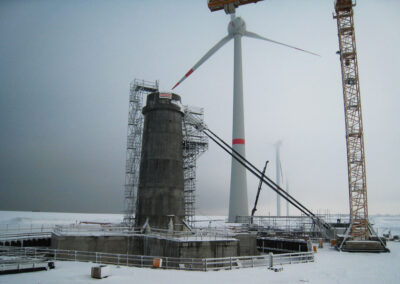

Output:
xmin=251 ymin=160 xmax=269 ymax=223
xmin=333 ymin=0 xmax=387 ymax=252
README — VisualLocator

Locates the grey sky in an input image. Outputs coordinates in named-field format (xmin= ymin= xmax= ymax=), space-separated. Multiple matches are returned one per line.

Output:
xmin=0 ymin=0 xmax=399 ymax=215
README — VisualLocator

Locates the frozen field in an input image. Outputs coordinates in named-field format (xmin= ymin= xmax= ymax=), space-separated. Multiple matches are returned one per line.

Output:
xmin=0 ymin=211 xmax=124 ymax=226
xmin=0 ymin=211 xmax=399 ymax=283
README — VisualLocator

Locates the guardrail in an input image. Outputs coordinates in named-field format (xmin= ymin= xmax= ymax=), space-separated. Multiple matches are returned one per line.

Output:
xmin=52 ymin=224 xmax=237 ymax=241
xmin=0 ymin=225 xmax=55 ymax=242
xmin=0 ymin=246 xmax=313 ymax=271
xmin=52 ymin=225 xmax=137 ymax=235
xmin=0 ymin=256 xmax=51 ymax=274
xmin=203 ymin=252 xmax=313 ymax=270
xmin=0 ymin=223 xmax=238 ymax=246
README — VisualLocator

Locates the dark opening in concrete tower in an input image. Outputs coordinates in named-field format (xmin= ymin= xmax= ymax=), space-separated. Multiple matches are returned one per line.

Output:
xmin=135 ymin=92 xmax=185 ymax=230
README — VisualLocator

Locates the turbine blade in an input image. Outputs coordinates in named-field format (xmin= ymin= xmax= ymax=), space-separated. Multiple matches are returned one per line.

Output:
xmin=244 ymin=31 xmax=320 ymax=57
xmin=172 ymin=35 xmax=233 ymax=89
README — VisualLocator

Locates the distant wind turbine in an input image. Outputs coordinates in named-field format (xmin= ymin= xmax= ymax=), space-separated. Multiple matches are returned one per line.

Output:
xmin=275 ymin=140 xmax=283 ymax=216
xmin=286 ymin=178 xmax=290 ymax=216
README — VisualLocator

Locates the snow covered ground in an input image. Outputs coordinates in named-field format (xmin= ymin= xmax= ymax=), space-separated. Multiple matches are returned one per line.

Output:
xmin=370 ymin=215 xmax=400 ymax=236
xmin=0 ymin=211 xmax=124 ymax=227
xmin=0 ymin=243 xmax=399 ymax=284
xmin=0 ymin=211 xmax=399 ymax=283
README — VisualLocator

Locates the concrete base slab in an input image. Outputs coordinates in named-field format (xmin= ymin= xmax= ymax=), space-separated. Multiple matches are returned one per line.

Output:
xmin=339 ymin=240 xmax=389 ymax=252
xmin=51 ymin=233 xmax=243 ymax=258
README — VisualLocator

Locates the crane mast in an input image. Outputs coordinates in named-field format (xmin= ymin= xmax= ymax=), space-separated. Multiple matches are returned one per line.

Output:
xmin=333 ymin=0 xmax=369 ymax=240
xmin=250 ymin=160 xmax=268 ymax=222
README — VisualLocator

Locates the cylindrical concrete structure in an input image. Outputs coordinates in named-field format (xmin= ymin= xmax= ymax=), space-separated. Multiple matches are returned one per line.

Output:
xmin=135 ymin=92 xmax=185 ymax=230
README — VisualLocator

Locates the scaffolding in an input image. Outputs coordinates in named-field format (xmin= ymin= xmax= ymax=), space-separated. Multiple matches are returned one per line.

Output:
xmin=123 ymin=79 xmax=159 ymax=226
xmin=123 ymin=80 xmax=208 ymax=226
xmin=237 ymin=213 xmax=349 ymax=240
xmin=182 ymin=106 xmax=208 ymax=225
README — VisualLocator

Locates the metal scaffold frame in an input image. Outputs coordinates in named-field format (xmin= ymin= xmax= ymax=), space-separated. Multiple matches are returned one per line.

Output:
xmin=334 ymin=0 xmax=369 ymax=240
xmin=123 ymin=79 xmax=159 ymax=226
xmin=182 ymin=106 xmax=208 ymax=225
xmin=123 ymin=79 xmax=208 ymax=226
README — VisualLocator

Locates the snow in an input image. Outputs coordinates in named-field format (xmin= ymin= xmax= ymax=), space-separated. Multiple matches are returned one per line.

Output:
xmin=0 ymin=211 xmax=124 ymax=226
xmin=370 ymin=215 xmax=400 ymax=236
xmin=0 ymin=243 xmax=399 ymax=284
xmin=1 ymin=211 xmax=400 ymax=283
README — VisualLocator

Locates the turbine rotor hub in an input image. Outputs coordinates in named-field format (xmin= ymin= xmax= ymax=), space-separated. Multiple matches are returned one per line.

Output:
xmin=228 ymin=17 xmax=246 ymax=36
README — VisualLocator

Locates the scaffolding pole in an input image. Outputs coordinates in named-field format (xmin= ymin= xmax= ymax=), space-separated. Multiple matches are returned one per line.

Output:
xmin=182 ymin=106 xmax=208 ymax=226
xmin=123 ymin=79 xmax=159 ymax=226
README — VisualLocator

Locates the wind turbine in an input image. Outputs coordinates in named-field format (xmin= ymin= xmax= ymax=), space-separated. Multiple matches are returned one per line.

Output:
xmin=172 ymin=13 xmax=318 ymax=222
xmin=286 ymin=178 xmax=290 ymax=216
xmin=275 ymin=140 xmax=283 ymax=216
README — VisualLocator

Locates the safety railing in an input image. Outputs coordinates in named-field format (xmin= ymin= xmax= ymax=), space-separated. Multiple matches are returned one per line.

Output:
xmin=0 ymin=259 xmax=50 ymax=274
xmin=203 ymin=252 xmax=313 ymax=271
xmin=52 ymin=224 xmax=237 ymax=241
xmin=52 ymin=225 xmax=139 ymax=236
xmin=0 ymin=223 xmax=238 ymax=243
xmin=0 ymin=224 xmax=55 ymax=241
xmin=0 ymin=246 xmax=313 ymax=271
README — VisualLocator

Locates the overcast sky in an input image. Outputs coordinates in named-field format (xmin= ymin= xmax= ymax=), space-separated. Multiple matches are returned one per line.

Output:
xmin=1 ymin=0 xmax=399 ymax=216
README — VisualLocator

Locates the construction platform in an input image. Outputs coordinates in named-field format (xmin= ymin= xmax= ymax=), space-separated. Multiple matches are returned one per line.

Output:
xmin=50 ymin=225 xmax=261 ymax=258
xmin=336 ymin=235 xmax=389 ymax=253
xmin=50 ymin=223 xmax=313 ymax=258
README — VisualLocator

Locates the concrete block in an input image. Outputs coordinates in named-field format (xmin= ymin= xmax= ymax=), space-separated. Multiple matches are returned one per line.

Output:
xmin=91 ymin=265 xmax=110 ymax=279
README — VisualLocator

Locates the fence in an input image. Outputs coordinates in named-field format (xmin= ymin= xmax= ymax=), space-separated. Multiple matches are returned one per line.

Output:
xmin=0 ymin=257 xmax=50 ymax=274
xmin=0 ymin=224 xmax=55 ymax=242
xmin=53 ymin=225 xmax=137 ymax=235
xmin=0 ymin=246 xmax=313 ymax=271
xmin=52 ymin=224 xmax=237 ymax=241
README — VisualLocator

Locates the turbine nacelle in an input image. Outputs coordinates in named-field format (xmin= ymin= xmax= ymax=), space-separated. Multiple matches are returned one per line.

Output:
xmin=228 ymin=16 xmax=246 ymax=36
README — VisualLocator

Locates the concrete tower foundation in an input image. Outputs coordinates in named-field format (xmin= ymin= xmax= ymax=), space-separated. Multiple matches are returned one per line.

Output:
xmin=135 ymin=92 xmax=185 ymax=230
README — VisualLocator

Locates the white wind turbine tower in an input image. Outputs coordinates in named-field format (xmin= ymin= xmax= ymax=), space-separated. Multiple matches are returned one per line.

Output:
xmin=275 ymin=141 xmax=290 ymax=216
xmin=275 ymin=141 xmax=283 ymax=216
xmin=286 ymin=178 xmax=290 ymax=216
xmin=172 ymin=13 xmax=318 ymax=222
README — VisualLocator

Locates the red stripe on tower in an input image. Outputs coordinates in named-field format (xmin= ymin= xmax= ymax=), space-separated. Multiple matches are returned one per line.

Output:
xmin=232 ymin=138 xmax=245 ymax=145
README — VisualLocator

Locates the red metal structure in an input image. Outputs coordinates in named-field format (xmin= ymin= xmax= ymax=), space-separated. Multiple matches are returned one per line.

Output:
xmin=208 ymin=0 xmax=264 ymax=13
